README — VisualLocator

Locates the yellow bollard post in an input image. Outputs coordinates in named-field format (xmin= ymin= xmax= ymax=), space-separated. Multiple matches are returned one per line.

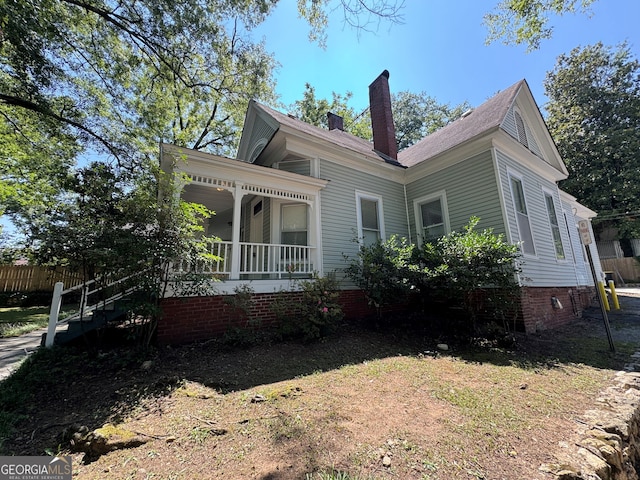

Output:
xmin=608 ymin=280 xmax=620 ymax=310
xmin=598 ymin=281 xmax=610 ymax=311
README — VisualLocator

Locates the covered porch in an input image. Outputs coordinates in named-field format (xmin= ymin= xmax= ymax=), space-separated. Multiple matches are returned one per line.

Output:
xmin=161 ymin=144 xmax=328 ymax=288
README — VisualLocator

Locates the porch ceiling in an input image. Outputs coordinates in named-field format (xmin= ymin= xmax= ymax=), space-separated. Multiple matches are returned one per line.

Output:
xmin=183 ymin=183 xmax=233 ymax=213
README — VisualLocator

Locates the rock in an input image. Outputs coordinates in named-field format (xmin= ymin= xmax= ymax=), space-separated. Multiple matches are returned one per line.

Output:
xmin=578 ymin=447 xmax=611 ymax=480
xmin=437 ymin=343 xmax=449 ymax=351
xmin=141 ymin=360 xmax=153 ymax=370
xmin=382 ymin=455 xmax=392 ymax=467
xmin=69 ymin=423 xmax=149 ymax=457
xmin=250 ymin=394 xmax=267 ymax=403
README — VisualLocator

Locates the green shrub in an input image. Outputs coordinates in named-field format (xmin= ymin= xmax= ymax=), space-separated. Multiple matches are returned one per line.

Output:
xmin=222 ymin=284 xmax=264 ymax=346
xmin=272 ymin=274 xmax=343 ymax=341
xmin=412 ymin=217 xmax=522 ymax=333
xmin=343 ymin=218 xmax=522 ymax=335
xmin=343 ymin=235 xmax=413 ymax=321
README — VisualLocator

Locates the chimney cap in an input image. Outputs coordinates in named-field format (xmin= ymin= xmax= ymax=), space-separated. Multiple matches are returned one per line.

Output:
xmin=369 ymin=69 xmax=390 ymax=88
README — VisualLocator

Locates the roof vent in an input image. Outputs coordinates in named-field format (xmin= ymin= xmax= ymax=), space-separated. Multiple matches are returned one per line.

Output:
xmin=461 ymin=109 xmax=474 ymax=118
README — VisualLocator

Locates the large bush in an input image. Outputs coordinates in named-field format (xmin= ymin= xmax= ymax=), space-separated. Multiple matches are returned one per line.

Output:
xmin=345 ymin=218 xmax=521 ymax=334
xmin=412 ymin=217 xmax=522 ymax=333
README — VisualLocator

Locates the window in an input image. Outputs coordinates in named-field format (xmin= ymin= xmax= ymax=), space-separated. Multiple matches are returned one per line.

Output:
xmin=356 ymin=192 xmax=384 ymax=246
xmin=414 ymin=192 xmax=448 ymax=243
xmin=509 ymin=175 xmax=535 ymax=255
xmin=281 ymin=204 xmax=307 ymax=245
xmin=544 ymin=192 xmax=565 ymax=260
xmin=563 ymin=211 xmax=578 ymax=264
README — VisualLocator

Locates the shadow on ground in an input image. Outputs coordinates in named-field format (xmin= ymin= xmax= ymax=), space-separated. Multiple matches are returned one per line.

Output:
xmin=1 ymin=293 xmax=639 ymax=458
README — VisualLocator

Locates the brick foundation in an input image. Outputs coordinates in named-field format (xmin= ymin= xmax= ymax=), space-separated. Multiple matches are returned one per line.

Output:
xmin=158 ymin=289 xmax=378 ymax=345
xmin=157 ymin=286 xmax=597 ymax=344
xmin=519 ymin=286 xmax=596 ymax=333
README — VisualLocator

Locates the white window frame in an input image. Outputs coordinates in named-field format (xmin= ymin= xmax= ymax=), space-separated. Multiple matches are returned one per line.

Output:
xmin=355 ymin=191 xmax=385 ymax=246
xmin=413 ymin=190 xmax=450 ymax=245
xmin=280 ymin=203 xmax=308 ymax=246
xmin=562 ymin=209 xmax=578 ymax=264
xmin=542 ymin=188 xmax=566 ymax=261
xmin=508 ymin=171 xmax=536 ymax=256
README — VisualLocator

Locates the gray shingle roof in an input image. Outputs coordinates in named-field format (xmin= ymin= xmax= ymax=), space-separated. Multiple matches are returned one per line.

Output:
xmin=253 ymin=102 xmax=403 ymax=166
xmin=398 ymin=80 xmax=525 ymax=167
xmin=252 ymin=79 xmax=526 ymax=169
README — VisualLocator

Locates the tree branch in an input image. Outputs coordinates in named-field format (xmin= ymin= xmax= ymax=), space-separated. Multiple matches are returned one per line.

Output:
xmin=0 ymin=94 xmax=124 ymax=162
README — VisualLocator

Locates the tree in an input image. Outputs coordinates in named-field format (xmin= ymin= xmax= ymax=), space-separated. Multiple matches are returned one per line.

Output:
xmin=26 ymin=162 xmax=216 ymax=346
xmin=289 ymin=86 xmax=470 ymax=150
xmin=1 ymin=0 xmax=280 ymax=167
xmin=544 ymin=43 xmax=640 ymax=238
xmin=484 ymin=0 xmax=596 ymax=51
xmin=392 ymin=92 xmax=471 ymax=150
xmin=289 ymin=84 xmax=372 ymax=140
xmin=1 ymin=0 xmax=403 ymax=231
xmin=0 ymin=105 xmax=79 ymax=221
xmin=1 ymin=0 xmax=403 ymax=165
xmin=297 ymin=0 xmax=404 ymax=47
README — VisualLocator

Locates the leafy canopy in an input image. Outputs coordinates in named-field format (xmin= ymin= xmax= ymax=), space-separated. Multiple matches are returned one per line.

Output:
xmin=484 ymin=0 xmax=596 ymax=51
xmin=1 ymin=0 xmax=403 ymax=234
xmin=544 ymin=42 xmax=640 ymax=237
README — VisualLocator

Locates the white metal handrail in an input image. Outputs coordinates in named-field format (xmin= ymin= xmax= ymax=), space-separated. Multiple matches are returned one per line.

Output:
xmin=45 ymin=271 xmax=149 ymax=347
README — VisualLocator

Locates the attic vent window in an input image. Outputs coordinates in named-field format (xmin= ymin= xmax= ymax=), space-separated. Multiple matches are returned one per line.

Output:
xmin=514 ymin=110 xmax=529 ymax=149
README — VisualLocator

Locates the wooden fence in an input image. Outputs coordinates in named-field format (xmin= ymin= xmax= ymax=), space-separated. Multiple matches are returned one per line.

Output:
xmin=0 ymin=265 xmax=83 ymax=293
xmin=600 ymin=258 xmax=640 ymax=284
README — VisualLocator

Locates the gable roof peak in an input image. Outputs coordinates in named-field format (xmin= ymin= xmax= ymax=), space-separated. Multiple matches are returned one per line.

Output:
xmin=398 ymin=79 xmax=528 ymax=167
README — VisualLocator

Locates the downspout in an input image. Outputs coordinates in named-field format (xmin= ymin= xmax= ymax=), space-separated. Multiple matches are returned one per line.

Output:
xmin=403 ymin=184 xmax=412 ymax=244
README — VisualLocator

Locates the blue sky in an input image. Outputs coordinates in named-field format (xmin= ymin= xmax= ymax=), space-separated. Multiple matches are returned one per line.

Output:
xmin=254 ymin=1 xmax=640 ymax=113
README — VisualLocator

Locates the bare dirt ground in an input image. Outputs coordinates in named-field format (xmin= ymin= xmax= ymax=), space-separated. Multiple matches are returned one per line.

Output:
xmin=2 ymin=292 xmax=640 ymax=480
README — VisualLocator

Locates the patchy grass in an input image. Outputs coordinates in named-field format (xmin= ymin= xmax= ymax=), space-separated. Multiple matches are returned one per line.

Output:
xmin=0 ymin=298 xmax=639 ymax=479
xmin=0 ymin=305 xmax=76 ymax=337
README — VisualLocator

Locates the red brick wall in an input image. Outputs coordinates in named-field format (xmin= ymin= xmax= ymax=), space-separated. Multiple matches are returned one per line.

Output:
xmin=158 ymin=294 xmax=280 ymax=345
xmin=158 ymin=289 xmax=379 ymax=345
xmin=519 ymin=286 xmax=596 ymax=333
xmin=157 ymin=286 xmax=597 ymax=344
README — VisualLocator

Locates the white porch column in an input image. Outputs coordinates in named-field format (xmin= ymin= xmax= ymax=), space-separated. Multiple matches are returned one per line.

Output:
xmin=311 ymin=194 xmax=323 ymax=276
xmin=230 ymin=182 xmax=244 ymax=279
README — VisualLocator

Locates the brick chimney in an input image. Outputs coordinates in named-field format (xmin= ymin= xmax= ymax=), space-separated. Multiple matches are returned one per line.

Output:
xmin=327 ymin=112 xmax=344 ymax=131
xmin=369 ymin=69 xmax=397 ymax=159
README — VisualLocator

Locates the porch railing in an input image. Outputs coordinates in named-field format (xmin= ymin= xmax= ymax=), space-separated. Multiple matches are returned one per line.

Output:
xmin=45 ymin=271 xmax=147 ymax=347
xmin=176 ymin=241 xmax=315 ymax=279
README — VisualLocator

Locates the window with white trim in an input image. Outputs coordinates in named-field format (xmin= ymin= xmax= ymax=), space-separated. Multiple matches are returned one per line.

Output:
xmin=563 ymin=211 xmax=578 ymax=264
xmin=509 ymin=174 xmax=535 ymax=255
xmin=544 ymin=192 xmax=565 ymax=260
xmin=356 ymin=192 xmax=384 ymax=246
xmin=414 ymin=191 xmax=449 ymax=243
xmin=281 ymin=204 xmax=307 ymax=246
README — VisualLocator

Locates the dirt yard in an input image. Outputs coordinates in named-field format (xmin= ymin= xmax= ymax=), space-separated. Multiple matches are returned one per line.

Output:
xmin=2 ymin=292 xmax=640 ymax=479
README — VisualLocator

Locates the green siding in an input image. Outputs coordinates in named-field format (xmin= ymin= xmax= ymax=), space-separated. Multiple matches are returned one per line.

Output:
xmin=405 ymin=151 xmax=504 ymax=240
xmin=319 ymin=159 xmax=407 ymax=280
xmin=496 ymin=150 xmax=578 ymax=287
